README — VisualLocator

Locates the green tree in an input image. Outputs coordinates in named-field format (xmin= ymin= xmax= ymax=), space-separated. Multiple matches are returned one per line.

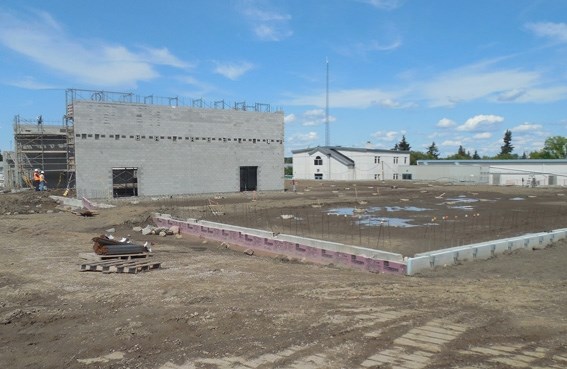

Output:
xmin=392 ymin=143 xmax=399 ymax=150
xmin=472 ymin=150 xmax=480 ymax=159
xmin=500 ymin=130 xmax=514 ymax=155
xmin=410 ymin=151 xmax=429 ymax=165
xmin=530 ymin=136 xmax=567 ymax=159
xmin=446 ymin=145 xmax=472 ymax=160
xmin=397 ymin=135 xmax=411 ymax=151
xmin=495 ymin=129 xmax=516 ymax=159
xmin=426 ymin=142 xmax=439 ymax=159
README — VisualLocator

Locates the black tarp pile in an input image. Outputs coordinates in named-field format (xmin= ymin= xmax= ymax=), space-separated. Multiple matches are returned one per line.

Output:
xmin=92 ymin=235 xmax=151 ymax=255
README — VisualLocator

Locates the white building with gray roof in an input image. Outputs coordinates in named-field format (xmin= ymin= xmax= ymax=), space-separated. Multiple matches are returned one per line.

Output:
xmin=292 ymin=146 xmax=410 ymax=181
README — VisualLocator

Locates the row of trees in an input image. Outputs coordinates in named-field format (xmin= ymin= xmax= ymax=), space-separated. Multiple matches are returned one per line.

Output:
xmin=393 ymin=132 xmax=567 ymax=165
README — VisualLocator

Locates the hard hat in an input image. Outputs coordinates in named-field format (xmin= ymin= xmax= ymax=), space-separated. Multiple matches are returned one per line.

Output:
xmin=41 ymin=171 xmax=44 ymax=174
xmin=34 ymin=169 xmax=39 ymax=172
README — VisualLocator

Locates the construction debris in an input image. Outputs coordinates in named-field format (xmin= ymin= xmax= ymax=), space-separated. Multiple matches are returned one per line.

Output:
xmin=92 ymin=235 xmax=152 ymax=255
xmin=73 ymin=209 xmax=97 ymax=217
xmin=80 ymin=235 xmax=159 ymax=274
xmin=80 ymin=259 xmax=161 ymax=274
xmin=135 ymin=225 xmax=179 ymax=237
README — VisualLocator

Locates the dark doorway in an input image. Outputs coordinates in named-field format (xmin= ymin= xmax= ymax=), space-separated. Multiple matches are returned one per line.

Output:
xmin=112 ymin=167 xmax=138 ymax=197
xmin=240 ymin=166 xmax=257 ymax=191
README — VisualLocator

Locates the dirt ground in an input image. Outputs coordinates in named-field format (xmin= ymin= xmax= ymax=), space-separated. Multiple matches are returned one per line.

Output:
xmin=1 ymin=181 xmax=566 ymax=369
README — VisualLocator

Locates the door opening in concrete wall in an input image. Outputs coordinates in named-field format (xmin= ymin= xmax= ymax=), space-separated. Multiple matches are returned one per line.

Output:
xmin=240 ymin=166 xmax=257 ymax=191
xmin=112 ymin=167 xmax=138 ymax=197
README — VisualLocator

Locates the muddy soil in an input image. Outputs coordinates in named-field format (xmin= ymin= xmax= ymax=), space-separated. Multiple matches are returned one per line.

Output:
xmin=1 ymin=180 xmax=566 ymax=369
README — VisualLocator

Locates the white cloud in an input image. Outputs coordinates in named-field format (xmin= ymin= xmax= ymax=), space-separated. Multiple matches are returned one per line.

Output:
xmin=178 ymin=75 xmax=216 ymax=95
xmin=138 ymin=46 xmax=189 ymax=68
xmin=375 ymin=97 xmax=417 ymax=109
xmin=473 ymin=132 xmax=492 ymax=139
xmin=421 ymin=62 xmax=541 ymax=107
xmin=436 ymin=118 xmax=456 ymax=128
xmin=7 ymin=76 xmax=57 ymax=90
xmin=371 ymin=130 xmax=401 ymax=141
xmin=240 ymin=2 xmax=292 ymax=41
xmin=526 ymin=22 xmax=567 ymax=43
xmin=0 ymin=9 xmax=188 ymax=87
xmin=283 ymin=88 xmax=406 ymax=109
xmin=253 ymin=24 xmax=292 ymax=41
xmin=359 ymin=0 xmax=405 ymax=10
xmin=456 ymin=114 xmax=504 ymax=131
xmin=512 ymin=86 xmax=567 ymax=103
xmin=441 ymin=140 xmax=462 ymax=147
xmin=213 ymin=61 xmax=254 ymax=80
xmin=284 ymin=114 xmax=296 ymax=123
xmin=336 ymin=39 xmax=402 ymax=58
xmin=513 ymin=123 xmax=543 ymax=132
xmin=497 ymin=89 xmax=526 ymax=102
xmin=289 ymin=131 xmax=318 ymax=143
xmin=301 ymin=108 xmax=336 ymax=126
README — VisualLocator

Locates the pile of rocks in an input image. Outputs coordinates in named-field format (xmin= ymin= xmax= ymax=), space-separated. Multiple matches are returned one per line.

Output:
xmin=133 ymin=224 xmax=181 ymax=238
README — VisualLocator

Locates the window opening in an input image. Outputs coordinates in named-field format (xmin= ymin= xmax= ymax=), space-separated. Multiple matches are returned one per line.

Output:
xmin=112 ymin=167 xmax=138 ymax=198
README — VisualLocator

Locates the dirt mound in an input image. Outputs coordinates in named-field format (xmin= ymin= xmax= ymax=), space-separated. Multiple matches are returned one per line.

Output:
xmin=0 ymin=189 xmax=68 ymax=215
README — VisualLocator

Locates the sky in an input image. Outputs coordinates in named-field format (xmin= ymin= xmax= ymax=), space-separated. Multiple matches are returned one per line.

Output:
xmin=1 ymin=0 xmax=566 ymax=158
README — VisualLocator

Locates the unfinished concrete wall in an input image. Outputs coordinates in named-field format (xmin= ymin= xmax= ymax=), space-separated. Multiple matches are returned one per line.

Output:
xmin=153 ymin=214 xmax=407 ymax=275
xmin=406 ymin=228 xmax=567 ymax=275
xmin=72 ymin=101 xmax=284 ymax=198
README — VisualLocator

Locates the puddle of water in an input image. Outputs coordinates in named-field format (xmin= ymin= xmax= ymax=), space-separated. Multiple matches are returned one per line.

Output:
xmin=358 ymin=217 xmax=418 ymax=228
xmin=385 ymin=206 xmax=430 ymax=212
xmin=450 ymin=205 xmax=475 ymax=211
xmin=367 ymin=206 xmax=430 ymax=212
xmin=509 ymin=197 xmax=525 ymax=201
xmin=327 ymin=207 xmax=358 ymax=216
xmin=446 ymin=197 xmax=479 ymax=203
xmin=326 ymin=208 xmax=418 ymax=227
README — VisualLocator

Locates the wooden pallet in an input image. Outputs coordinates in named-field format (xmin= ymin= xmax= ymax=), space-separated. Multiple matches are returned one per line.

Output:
xmin=79 ymin=252 xmax=152 ymax=261
xmin=79 ymin=259 xmax=161 ymax=274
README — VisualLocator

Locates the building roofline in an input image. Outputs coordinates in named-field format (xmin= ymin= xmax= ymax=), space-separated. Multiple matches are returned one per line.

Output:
xmin=291 ymin=145 xmax=407 ymax=154
xmin=417 ymin=159 xmax=567 ymax=165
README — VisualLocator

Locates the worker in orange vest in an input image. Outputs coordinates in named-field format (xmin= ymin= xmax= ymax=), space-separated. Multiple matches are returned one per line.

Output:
xmin=32 ymin=169 xmax=40 ymax=191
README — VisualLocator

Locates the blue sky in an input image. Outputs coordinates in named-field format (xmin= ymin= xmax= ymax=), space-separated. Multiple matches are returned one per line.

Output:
xmin=1 ymin=0 xmax=566 ymax=157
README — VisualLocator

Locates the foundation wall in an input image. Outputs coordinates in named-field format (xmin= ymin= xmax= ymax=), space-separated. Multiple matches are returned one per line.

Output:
xmin=153 ymin=214 xmax=407 ymax=275
xmin=406 ymin=229 xmax=567 ymax=275
xmin=153 ymin=214 xmax=566 ymax=277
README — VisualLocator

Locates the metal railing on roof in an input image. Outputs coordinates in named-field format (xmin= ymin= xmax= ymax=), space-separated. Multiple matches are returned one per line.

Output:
xmin=65 ymin=88 xmax=281 ymax=113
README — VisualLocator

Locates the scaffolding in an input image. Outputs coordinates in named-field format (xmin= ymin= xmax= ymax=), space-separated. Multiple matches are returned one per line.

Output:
xmin=7 ymin=115 xmax=74 ymax=189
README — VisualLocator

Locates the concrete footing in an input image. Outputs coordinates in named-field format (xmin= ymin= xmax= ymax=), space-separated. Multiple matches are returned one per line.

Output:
xmin=152 ymin=213 xmax=567 ymax=276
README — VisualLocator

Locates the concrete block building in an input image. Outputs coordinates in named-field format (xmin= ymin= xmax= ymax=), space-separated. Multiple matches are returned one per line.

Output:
xmin=292 ymin=146 xmax=410 ymax=181
xmin=70 ymin=97 xmax=285 ymax=198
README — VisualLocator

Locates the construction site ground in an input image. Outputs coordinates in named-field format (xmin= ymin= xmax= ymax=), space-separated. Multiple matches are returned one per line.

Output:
xmin=1 ymin=181 xmax=566 ymax=369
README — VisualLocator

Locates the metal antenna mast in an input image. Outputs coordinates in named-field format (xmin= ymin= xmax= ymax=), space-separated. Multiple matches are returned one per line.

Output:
xmin=325 ymin=58 xmax=330 ymax=147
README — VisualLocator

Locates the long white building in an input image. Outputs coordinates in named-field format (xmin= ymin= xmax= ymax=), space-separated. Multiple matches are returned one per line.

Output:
xmin=292 ymin=146 xmax=410 ymax=181
xmin=399 ymin=159 xmax=567 ymax=186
